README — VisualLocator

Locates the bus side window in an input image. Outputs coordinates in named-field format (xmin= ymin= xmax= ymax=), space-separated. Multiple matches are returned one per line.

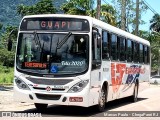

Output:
xmin=111 ymin=34 xmax=117 ymax=60
xmin=102 ymin=30 xmax=110 ymax=59
xmin=144 ymin=45 xmax=150 ymax=64
xmin=127 ymin=39 xmax=132 ymax=62
xmin=117 ymin=36 xmax=120 ymax=60
xmin=139 ymin=43 xmax=144 ymax=63
xmin=147 ymin=46 xmax=150 ymax=64
xmin=134 ymin=42 xmax=140 ymax=63
xmin=92 ymin=28 xmax=101 ymax=69
xmin=119 ymin=37 xmax=126 ymax=61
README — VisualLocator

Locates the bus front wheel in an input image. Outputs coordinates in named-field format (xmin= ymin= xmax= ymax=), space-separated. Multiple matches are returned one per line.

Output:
xmin=97 ymin=86 xmax=106 ymax=112
xmin=34 ymin=103 xmax=48 ymax=111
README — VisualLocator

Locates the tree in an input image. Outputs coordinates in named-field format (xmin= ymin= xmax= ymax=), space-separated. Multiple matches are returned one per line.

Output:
xmin=150 ymin=14 xmax=160 ymax=32
xmin=61 ymin=0 xmax=94 ymax=15
xmin=100 ymin=4 xmax=116 ymax=26
xmin=148 ymin=31 xmax=160 ymax=72
xmin=61 ymin=0 xmax=116 ymax=26
xmin=17 ymin=0 xmax=57 ymax=17
xmin=1 ymin=26 xmax=18 ymax=43
xmin=121 ymin=0 xmax=126 ymax=30
xmin=0 ymin=25 xmax=17 ymax=67
xmin=136 ymin=29 xmax=160 ymax=72
xmin=112 ymin=0 xmax=148 ymax=33
xmin=149 ymin=14 xmax=160 ymax=72
xmin=135 ymin=0 xmax=140 ymax=35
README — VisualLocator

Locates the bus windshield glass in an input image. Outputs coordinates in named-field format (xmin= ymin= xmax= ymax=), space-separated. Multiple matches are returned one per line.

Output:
xmin=16 ymin=33 xmax=89 ymax=75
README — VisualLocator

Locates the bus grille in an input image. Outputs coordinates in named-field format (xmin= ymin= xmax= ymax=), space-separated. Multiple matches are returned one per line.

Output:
xmin=33 ymin=87 xmax=65 ymax=91
xmin=35 ymin=93 xmax=61 ymax=100
xmin=26 ymin=77 xmax=72 ymax=85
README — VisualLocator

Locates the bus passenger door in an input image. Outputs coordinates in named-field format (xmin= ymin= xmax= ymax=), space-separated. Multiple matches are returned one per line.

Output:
xmin=90 ymin=28 xmax=102 ymax=105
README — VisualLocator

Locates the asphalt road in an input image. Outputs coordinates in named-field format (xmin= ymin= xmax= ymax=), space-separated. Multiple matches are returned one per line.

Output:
xmin=0 ymin=84 xmax=160 ymax=118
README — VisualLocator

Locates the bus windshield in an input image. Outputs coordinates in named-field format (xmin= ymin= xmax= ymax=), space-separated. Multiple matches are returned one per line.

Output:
xmin=16 ymin=33 xmax=89 ymax=75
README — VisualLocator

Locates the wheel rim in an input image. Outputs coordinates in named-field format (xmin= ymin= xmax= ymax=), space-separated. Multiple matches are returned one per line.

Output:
xmin=99 ymin=89 xmax=105 ymax=107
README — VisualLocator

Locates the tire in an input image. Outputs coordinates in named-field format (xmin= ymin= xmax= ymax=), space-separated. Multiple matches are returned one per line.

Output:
xmin=34 ymin=103 xmax=48 ymax=111
xmin=97 ymin=86 xmax=106 ymax=112
xmin=130 ymin=83 xmax=138 ymax=102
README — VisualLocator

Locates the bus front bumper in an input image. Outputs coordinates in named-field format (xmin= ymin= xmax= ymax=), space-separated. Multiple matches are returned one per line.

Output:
xmin=13 ymin=86 xmax=90 ymax=107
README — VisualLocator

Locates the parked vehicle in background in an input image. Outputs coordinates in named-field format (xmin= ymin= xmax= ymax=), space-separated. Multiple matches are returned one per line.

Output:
xmin=150 ymin=75 xmax=160 ymax=84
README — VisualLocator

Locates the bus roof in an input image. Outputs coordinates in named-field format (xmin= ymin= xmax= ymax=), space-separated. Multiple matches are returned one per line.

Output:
xmin=91 ymin=17 xmax=150 ymax=46
xmin=23 ymin=14 xmax=150 ymax=46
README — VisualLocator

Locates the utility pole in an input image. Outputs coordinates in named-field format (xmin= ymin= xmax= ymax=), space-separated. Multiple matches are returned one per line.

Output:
xmin=96 ymin=0 xmax=101 ymax=20
xmin=121 ymin=0 xmax=126 ymax=31
xmin=135 ymin=0 xmax=139 ymax=36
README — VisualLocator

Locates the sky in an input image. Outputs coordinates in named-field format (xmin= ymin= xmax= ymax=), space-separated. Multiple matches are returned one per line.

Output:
xmin=139 ymin=0 xmax=160 ymax=31
xmin=101 ymin=0 xmax=160 ymax=32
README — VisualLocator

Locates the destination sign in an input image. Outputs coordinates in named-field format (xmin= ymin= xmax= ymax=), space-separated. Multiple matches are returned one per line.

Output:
xmin=23 ymin=62 xmax=47 ymax=69
xmin=20 ymin=18 xmax=90 ymax=31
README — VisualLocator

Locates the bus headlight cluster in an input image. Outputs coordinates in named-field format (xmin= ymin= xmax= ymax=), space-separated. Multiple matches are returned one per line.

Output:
xmin=68 ymin=80 xmax=89 ymax=93
xmin=14 ymin=77 xmax=30 ymax=90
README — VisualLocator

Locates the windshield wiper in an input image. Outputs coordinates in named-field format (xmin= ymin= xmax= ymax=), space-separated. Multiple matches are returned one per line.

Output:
xmin=40 ymin=42 xmax=44 ymax=62
xmin=33 ymin=31 xmax=41 ymax=50
xmin=57 ymin=32 xmax=72 ymax=49
xmin=33 ymin=31 xmax=45 ymax=62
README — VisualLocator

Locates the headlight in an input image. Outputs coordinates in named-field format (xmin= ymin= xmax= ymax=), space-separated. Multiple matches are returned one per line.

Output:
xmin=68 ymin=80 xmax=89 ymax=93
xmin=14 ymin=77 xmax=30 ymax=90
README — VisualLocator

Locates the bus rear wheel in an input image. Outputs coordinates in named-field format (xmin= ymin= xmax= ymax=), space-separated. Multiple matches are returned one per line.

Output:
xmin=97 ymin=86 xmax=106 ymax=112
xmin=34 ymin=103 xmax=48 ymax=111
xmin=130 ymin=83 xmax=138 ymax=102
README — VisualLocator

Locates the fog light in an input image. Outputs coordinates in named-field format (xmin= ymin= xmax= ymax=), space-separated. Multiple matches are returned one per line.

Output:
xmin=62 ymin=97 xmax=67 ymax=102
xmin=29 ymin=94 xmax=33 ymax=100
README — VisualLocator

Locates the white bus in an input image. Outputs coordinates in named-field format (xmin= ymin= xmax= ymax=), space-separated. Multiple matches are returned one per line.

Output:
xmin=11 ymin=14 xmax=150 ymax=112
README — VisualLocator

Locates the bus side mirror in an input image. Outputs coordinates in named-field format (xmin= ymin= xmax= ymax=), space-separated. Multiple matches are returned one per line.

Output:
xmin=7 ymin=29 xmax=17 ymax=51
xmin=7 ymin=39 xmax=12 ymax=51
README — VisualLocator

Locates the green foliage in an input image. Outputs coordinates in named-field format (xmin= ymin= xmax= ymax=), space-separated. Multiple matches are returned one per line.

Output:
xmin=147 ymin=31 xmax=160 ymax=71
xmin=0 ymin=0 xmax=66 ymax=31
xmin=1 ymin=25 xmax=18 ymax=41
xmin=0 ymin=49 xmax=15 ymax=67
xmin=0 ymin=66 xmax=14 ymax=84
xmin=100 ymin=4 xmax=116 ymax=26
xmin=0 ymin=25 xmax=17 ymax=67
xmin=61 ymin=0 xmax=94 ymax=15
xmin=0 ymin=0 xmax=40 ymax=31
xmin=150 ymin=14 xmax=160 ymax=32
xmin=0 ymin=25 xmax=18 ymax=53
xmin=61 ymin=0 xmax=117 ymax=26
xmin=111 ymin=0 xmax=148 ymax=32
xmin=137 ymin=30 xmax=150 ymax=40
xmin=0 ymin=23 xmax=3 ymax=31
xmin=136 ymin=30 xmax=160 ymax=71
xmin=17 ymin=0 xmax=57 ymax=17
